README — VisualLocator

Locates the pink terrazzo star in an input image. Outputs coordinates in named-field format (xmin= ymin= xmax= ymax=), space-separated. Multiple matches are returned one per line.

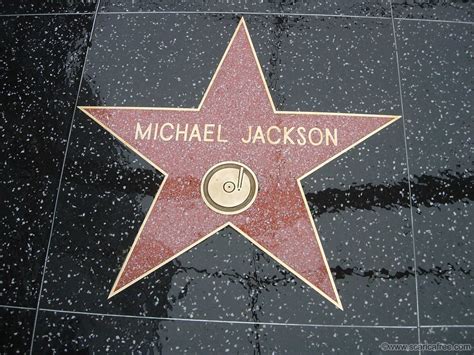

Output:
xmin=80 ymin=18 xmax=399 ymax=309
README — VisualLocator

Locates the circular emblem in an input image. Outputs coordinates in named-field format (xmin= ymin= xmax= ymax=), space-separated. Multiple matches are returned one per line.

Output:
xmin=201 ymin=161 xmax=258 ymax=215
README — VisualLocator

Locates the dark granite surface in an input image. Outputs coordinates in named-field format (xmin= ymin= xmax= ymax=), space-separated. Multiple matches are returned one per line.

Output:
xmin=0 ymin=3 xmax=472 ymax=354
xmin=33 ymin=310 xmax=420 ymax=354
xmin=0 ymin=307 xmax=35 ymax=354
xmin=392 ymin=0 xmax=473 ymax=22
xmin=0 ymin=0 xmax=97 ymax=15
xmin=0 ymin=14 xmax=93 ymax=307
xmin=98 ymin=0 xmax=393 ymax=17
xmin=396 ymin=19 xmax=473 ymax=326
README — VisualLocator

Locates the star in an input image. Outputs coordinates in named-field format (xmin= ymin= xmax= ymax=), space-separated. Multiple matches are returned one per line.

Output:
xmin=79 ymin=18 xmax=400 ymax=309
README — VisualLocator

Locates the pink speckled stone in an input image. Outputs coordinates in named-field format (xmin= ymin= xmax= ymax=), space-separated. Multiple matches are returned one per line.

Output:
xmin=82 ymin=20 xmax=397 ymax=308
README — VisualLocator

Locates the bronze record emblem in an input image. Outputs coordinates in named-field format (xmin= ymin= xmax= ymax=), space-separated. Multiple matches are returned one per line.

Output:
xmin=201 ymin=161 xmax=258 ymax=215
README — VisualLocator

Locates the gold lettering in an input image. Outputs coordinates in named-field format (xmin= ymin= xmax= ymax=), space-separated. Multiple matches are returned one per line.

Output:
xmin=135 ymin=122 xmax=152 ymax=140
xmin=175 ymin=123 xmax=188 ymax=141
xmin=308 ymin=127 xmax=323 ymax=146
xmin=188 ymin=124 xmax=202 ymax=142
xmin=160 ymin=123 xmax=173 ymax=141
xmin=296 ymin=127 xmax=306 ymax=146
xmin=252 ymin=126 xmax=266 ymax=144
xmin=203 ymin=124 xmax=214 ymax=142
xmin=242 ymin=126 xmax=252 ymax=144
xmin=326 ymin=128 xmax=337 ymax=146
xmin=217 ymin=124 xmax=228 ymax=142
xmin=283 ymin=127 xmax=295 ymax=144
xmin=266 ymin=126 xmax=281 ymax=145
